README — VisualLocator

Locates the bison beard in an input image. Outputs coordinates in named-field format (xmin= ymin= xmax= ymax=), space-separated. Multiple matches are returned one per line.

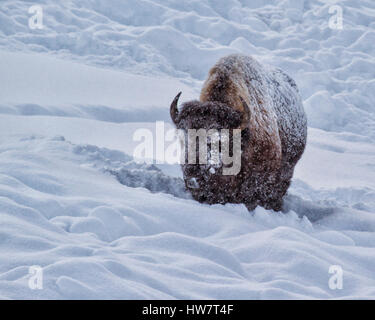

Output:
xmin=170 ymin=54 xmax=307 ymax=212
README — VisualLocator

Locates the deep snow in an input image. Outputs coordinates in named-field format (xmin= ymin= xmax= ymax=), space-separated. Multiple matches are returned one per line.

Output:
xmin=0 ymin=0 xmax=374 ymax=299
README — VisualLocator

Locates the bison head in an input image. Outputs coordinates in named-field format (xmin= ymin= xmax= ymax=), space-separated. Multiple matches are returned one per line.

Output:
xmin=170 ymin=92 xmax=251 ymax=205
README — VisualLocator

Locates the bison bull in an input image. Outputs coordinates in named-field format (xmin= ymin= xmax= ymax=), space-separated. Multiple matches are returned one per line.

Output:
xmin=170 ymin=54 xmax=307 ymax=211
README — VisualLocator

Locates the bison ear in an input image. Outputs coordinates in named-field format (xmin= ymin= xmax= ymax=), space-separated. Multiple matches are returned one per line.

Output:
xmin=170 ymin=92 xmax=182 ymax=125
xmin=240 ymin=97 xmax=251 ymax=126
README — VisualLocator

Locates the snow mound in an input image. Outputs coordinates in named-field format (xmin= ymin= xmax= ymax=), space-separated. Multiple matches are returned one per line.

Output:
xmin=0 ymin=136 xmax=374 ymax=299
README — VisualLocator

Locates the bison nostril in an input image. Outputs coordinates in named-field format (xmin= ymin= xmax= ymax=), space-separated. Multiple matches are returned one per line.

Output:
xmin=199 ymin=195 xmax=207 ymax=202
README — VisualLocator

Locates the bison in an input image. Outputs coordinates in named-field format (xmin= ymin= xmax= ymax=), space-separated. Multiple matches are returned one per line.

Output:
xmin=170 ymin=54 xmax=307 ymax=211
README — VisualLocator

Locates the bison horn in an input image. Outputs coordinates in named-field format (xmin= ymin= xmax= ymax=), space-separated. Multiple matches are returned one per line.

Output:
xmin=240 ymin=97 xmax=251 ymax=126
xmin=170 ymin=91 xmax=182 ymax=125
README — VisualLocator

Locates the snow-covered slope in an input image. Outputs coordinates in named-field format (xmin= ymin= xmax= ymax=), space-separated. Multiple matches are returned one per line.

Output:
xmin=1 ymin=134 xmax=375 ymax=299
xmin=2 ymin=0 xmax=374 ymax=137
xmin=0 ymin=0 xmax=374 ymax=299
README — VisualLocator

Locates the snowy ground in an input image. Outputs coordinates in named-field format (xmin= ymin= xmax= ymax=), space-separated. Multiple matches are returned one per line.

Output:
xmin=0 ymin=0 xmax=374 ymax=299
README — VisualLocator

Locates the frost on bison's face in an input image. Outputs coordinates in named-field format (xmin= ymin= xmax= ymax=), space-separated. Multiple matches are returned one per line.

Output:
xmin=170 ymin=93 xmax=251 ymax=205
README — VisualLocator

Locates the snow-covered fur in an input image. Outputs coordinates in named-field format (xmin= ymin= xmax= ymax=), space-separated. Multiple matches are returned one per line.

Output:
xmin=171 ymin=54 xmax=307 ymax=211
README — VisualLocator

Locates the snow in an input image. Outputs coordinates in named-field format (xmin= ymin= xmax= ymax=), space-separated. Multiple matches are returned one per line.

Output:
xmin=0 ymin=0 xmax=374 ymax=299
xmin=0 ymin=50 xmax=197 ymax=122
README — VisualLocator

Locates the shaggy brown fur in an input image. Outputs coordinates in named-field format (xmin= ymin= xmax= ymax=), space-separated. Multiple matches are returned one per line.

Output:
xmin=170 ymin=54 xmax=307 ymax=211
